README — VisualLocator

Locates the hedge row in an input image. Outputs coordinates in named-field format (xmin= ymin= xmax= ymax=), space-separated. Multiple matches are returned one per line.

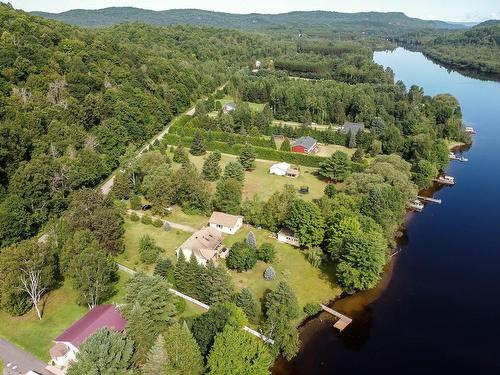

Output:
xmin=169 ymin=125 xmax=275 ymax=149
xmin=162 ymin=134 xmax=325 ymax=167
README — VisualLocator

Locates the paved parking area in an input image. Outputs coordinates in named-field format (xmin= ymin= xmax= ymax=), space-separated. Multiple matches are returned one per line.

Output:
xmin=0 ymin=338 xmax=49 ymax=375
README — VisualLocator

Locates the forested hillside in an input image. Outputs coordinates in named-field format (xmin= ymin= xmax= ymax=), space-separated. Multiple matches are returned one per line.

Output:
xmin=422 ymin=21 xmax=500 ymax=78
xmin=0 ymin=3 xmax=280 ymax=246
xmin=32 ymin=7 xmax=463 ymax=34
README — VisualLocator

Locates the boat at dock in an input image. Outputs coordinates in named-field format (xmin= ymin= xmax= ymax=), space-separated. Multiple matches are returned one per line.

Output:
xmin=449 ymin=152 xmax=468 ymax=162
xmin=465 ymin=126 xmax=476 ymax=134
xmin=408 ymin=199 xmax=424 ymax=212
xmin=434 ymin=175 xmax=455 ymax=186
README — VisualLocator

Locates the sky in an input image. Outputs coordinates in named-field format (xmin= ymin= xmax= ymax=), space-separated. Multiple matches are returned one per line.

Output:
xmin=7 ymin=0 xmax=500 ymax=22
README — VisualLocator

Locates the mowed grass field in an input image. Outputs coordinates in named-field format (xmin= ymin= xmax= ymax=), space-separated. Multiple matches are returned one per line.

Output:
xmin=167 ymin=150 xmax=327 ymax=202
xmin=117 ymin=219 xmax=193 ymax=271
xmin=222 ymin=225 xmax=341 ymax=321
xmin=0 ymin=270 xmax=130 ymax=361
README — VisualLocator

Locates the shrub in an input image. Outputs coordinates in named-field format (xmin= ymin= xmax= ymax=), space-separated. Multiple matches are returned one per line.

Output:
xmin=257 ymin=243 xmax=276 ymax=263
xmin=175 ymin=297 xmax=187 ymax=315
xmin=139 ymin=235 xmax=162 ymax=263
xmin=130 ymin=195 xmax=142 ymax=210
xmin=152 ymin=218 xmax=163 ymax=227
xmin=141 ymin=214 xmax=152 ymax=225
xmin=324 ymin=184 xmax=337 ymax=198
xmin=130 ymin=212 xmax=140 ymax=222
xmin=263 ymin=266 xmax=276 ymax=280
xmin=303 ymin=303 xmax=322 ymax=317
xmin=226 ymin=242 xmax=257 ymax=272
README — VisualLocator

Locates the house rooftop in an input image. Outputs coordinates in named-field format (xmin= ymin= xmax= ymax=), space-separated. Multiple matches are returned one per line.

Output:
xmin=278 ymin=228 xmax=296 ymax=237
xmin=55 ymin=305 xmax=126 ymax=348
xmin=181 ymin=226 xmax=223 ymax=261
xmin=292 ymin=136 xmax=317 ymax=150
xmin=209 ymin=211 xmax=243 ymax=229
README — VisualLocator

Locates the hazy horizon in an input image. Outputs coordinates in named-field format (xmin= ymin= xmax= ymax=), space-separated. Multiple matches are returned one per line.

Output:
xmin=7 ymin=0 xmax=500 ymax=23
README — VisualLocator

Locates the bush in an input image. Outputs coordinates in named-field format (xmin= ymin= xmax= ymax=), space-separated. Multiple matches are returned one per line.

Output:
xmin=130 ymin=212 xmax=140 ymax=222
xmin=324 ymin=184 xmax=337 ymax=198
xmin=141 ymin=214 xmax=152 ymax=225
xmin=263 ymin=266 xmax=276 ymax=280
xmin=130 ymin=195 xmax=142 ymax=210
xmin=139 ymin=235 xmax=161 ymax=263
xmin=175 ymin=297 xmax=187 ymax=315
xmin=152 ymin=218 xmax=163 ymax=227
xmin=303 ymin=303 xmax=322 ymax=317
xmin=257 ymin=243 xmax=276 ymax=263
xmin=226 ymin=242 xmax=257 ymax=272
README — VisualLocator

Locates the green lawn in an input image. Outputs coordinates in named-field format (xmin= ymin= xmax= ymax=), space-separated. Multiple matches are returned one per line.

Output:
xmin=218 ymin=96 xmax=265 ymax=112
xmin=171 ymin=150 xmax=327 ymax=202
xmin=117 ymin=219 xmax=192 ymax=271
xmin=0 ymin=270 xmax=130 ymax=361
xmin=223 ymin=225 xmax=341 ymax=322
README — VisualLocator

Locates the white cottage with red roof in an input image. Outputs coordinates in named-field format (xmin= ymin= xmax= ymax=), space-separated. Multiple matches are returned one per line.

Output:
xmin=49 ymin=305 xmax=127 ymax=372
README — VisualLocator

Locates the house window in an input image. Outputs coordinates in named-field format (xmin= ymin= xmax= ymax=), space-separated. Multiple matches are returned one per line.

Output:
xmin=217 ymin=224 xmax=223 ymax=229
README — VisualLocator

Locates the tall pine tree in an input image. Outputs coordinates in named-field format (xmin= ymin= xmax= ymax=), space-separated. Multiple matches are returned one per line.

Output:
xmin=190 ymin=130 xmax=206 ymax=156
xmin=202 ymin=152 xmax=222 ymax=181
xmin=238 ymin=143 xmax=256 ymax=170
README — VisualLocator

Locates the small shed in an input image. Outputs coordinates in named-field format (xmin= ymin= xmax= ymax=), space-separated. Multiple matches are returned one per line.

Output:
xmin=277 ymin=228 xmax=300 ymax=247
xmin=291 ymin=136 xmax=318 ymax=154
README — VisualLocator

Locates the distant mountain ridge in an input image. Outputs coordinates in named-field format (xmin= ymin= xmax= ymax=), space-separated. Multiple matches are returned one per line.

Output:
xmin=31 ymin=7 xmax=465 ymax=32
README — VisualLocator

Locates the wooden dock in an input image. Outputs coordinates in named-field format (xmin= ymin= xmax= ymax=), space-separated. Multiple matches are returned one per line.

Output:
xmin=433 ymin=178 xmax=455 ymax=186
xmin=417 ymin=195 xmax=442 ymax=204
xmin=321 ymin=304 xmax=352 ymax=331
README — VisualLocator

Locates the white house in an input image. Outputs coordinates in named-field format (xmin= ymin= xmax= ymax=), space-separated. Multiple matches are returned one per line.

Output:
xmin=209 ymin=211 xmax=243 ymax=235
xmin=177 ymin=226 xmax=225 ymax=266
xmin=269 ymin=162 xmax=300 ymax=178
xmin=49 ymin=305 xmax=127 ymax=373
xmin=269 ymin=162 xmax=290 ymax=176
xmin=277 ymin=228 xmax=300 ymax=247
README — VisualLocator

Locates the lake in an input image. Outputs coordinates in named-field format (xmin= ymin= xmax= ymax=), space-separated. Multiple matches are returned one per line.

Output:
xmin=274 ymin=47 xmax=500 ymax=374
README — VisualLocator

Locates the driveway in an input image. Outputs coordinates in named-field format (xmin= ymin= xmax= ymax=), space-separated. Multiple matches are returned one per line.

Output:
xmin=0 ymin=338 xmax=50 ymax=375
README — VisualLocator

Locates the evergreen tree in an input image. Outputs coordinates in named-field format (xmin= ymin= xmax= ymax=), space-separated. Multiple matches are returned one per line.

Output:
xmin=318 ymin=151 xmax=350 ymax=182
xmin=163 ymin=323 xmax=204 ymax=375
xmin=186 ymin=254 xmax=204 ymax=299
xmin=67 ymin=329 xmax=135 ymax=375
xmin=234 ymin=288 xmax=258 ymax=319
xmin=213 ymin=177 xmax=242 ymax=215
xmin=280 ymin=138 xmax=291 ymax=152
xmin=351 ymin=148 xmax=364 ymax=163
xmin=174 ymin=251 xmax=188 ymax=292
xmin=206 ymin=326 xmax=273 ymax=375
xmin=202 ymin=152 xmax=222 ymax=181
xmin=223 ymin=161 xmax=245 ymax=182
xmin=142 ymin=335 xmax=167 ymax=375
xmin=324 ymin=184 xmax=337 ymax=198
xmin=154 ymin=258 xmax=173 ymax=279
xmin=190 ymin=130 xmax=206 ymax=156
xmin=246 ymin=231 xmax=257 ymax=248
xmin=202 ymin=261 xmax=235 ymax=305
xmin=238 ymin=143 xmax=256 ymax=170
xmin=139 ymin=235 xmax=162 ymax=264
xmin=173 ymin=145 xmax=189 ymax=164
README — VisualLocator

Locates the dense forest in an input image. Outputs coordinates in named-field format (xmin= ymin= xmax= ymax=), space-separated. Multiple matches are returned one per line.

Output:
xmin=32 ymin=7 xmax=464 ymax=34
xmin=0 ymin=3 xmax=282 ymax=247
xmin=422 ymin=21 xmax=500 ymax=78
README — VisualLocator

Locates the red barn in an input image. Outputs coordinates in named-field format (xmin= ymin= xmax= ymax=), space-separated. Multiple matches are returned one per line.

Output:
xmin=291 ymin=136 xmax=317 ymax=154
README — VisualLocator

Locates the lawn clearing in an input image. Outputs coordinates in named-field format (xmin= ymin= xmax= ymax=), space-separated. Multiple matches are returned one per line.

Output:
xmin=170 ymin=150 xmax=327 ymax=201
xmin=118 ymin=219 xmax=192 ymax=271
xmin=223 ymin=225 xmax=341 ymax=322
xmin=316 ymin=143 xmax=355 ymax=157
xmin=0 ymin=271 xmax=130 ymax=361
xmin=218 ymin=95 xmax=265 ymax=112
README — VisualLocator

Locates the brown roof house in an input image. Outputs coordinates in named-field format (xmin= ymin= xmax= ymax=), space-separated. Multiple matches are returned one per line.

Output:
xmin=49 ymin=305 xmax=127 ymax=373
xmin=209 ymin=211 xmax=243 ymax=235
xmin=177 ymin=226 xmax=225 ymax=266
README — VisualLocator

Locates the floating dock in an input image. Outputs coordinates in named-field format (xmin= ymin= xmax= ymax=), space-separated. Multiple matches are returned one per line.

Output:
xmin=417 ymin=195 xmax=442 ymax=204
xmin=433 ymin=177 xmax=455 ymax=186
xmin=321 ymin=304 xmax=352 ymax=331
xmin=449 ymin=153 xmax=468 ymax=162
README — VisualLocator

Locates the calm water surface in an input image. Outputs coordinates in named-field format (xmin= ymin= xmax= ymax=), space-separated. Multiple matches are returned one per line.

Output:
xmin=274 ymin=48 xmax=500 ymax=374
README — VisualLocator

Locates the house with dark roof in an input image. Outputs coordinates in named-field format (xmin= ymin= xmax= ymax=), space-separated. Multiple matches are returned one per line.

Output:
xmin=342 ymin=121 xmax=365 ymax=135
xmin=49 ymin=305 xmax=127 ymax=372
xmin=291 ymin=136 xmax=318 ymax=154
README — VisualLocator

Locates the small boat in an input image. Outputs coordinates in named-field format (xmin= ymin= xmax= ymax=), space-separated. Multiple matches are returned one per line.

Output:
xmin=408 ymin=199 xmax=424 ymax=212
xmin=465 ymin=126 xmax=476 ymax=134
xmin=434 ymin=175 xmax=455 ymax=185
xmin=449 ymin=153 xmax=468 ymax=162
